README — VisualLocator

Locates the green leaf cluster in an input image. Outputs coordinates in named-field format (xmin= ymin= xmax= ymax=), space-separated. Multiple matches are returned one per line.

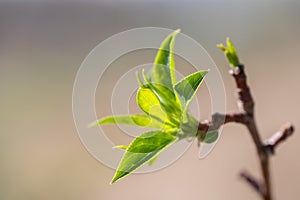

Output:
xmin=217 ymin=37 xmax=240 ymax=68
xmin=91 ymin=30 xmax=218 ymax=183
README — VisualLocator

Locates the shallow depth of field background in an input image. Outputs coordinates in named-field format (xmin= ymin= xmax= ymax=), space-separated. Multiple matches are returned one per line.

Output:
xmin=1 ymin=1 xmax=300 ymax=200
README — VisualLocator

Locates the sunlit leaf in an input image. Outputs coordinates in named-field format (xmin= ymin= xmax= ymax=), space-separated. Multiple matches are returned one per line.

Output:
xmin=174 ymin=70 xmax=208 ymax=121
xmin=136 ymin=88 xmax=174 ymax=128
xmin=145 ymin=83 xmax=181 ymax=125
xmin=149 ymin=29 xmax=180 ymax=91
xmin=111 ymin=130 xmax=177 ymax=183
xmin=89 ymin=114 xmax=165 ymax=129
xmin=179 ymin=113 xmax=199 ymax=138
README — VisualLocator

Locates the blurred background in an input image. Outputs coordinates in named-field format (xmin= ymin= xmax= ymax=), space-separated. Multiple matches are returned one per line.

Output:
xmin=1 ymin=0 xmax=299 ymax=199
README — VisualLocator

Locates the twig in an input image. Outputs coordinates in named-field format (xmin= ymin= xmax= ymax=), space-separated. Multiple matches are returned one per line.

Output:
xmin=240 ymin=171 xmax=263 ymax=196
xmin=197 ymin=112 xmax=246 ymax=133
xmin=197 ymin=64 xmax=294 ymax=200
xmin=264 ymin=123 xmax=294 ymax=155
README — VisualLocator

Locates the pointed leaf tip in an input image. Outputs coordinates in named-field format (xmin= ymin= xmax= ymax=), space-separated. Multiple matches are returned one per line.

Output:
xmin=113 ymin=145 xmax=128 ymax=150
xmin=150 ymin=29 xmax=180 ymax=90
xmin=136 ymin=71 xmax=144 ymax=87
xmin=217 ymin=44 xmax=226 ymax=51
xmin=175 ymin=29 xmax=181 ymax=33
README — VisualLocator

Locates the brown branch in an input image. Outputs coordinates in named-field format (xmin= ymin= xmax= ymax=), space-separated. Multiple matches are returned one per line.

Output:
xmin=264 ymin=123 xmax=294 ymax=155
xmin=231 ymin=64 xmax=273 ymax=200
xmin=230 ymin=64 xmax=254 ymax=116
xmin=229 ymin=64 xmax=272 ymax=200
xmin=197 ymin=64 xmax=295 ymax=200
xmin=197 ymin=112 xmax=246 ymax=133
xmin=240 ymin=171 xmax=264 ymax=196
xmin=197 ymin=112 xmax=246 ymax=146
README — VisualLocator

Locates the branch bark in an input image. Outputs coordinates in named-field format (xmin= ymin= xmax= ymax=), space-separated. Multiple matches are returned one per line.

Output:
xmin=197 ymin=64 xmax=294 ymax=200
xmin=264 ymin=123 xmax=294 ymax=155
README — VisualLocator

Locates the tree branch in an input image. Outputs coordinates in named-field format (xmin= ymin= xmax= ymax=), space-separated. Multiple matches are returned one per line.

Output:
xmin=197 ymin=64 xmax=294 ymax=200
xmin=230 ymin=64 xmax=254 ymax=116
xmin=240 ymin=171 xmax=264 ymax=196
xmin=197 ymin=112 xmax=246 ymax=133
xmin=231 ymin=64 xmax=271 ymax=200
xmin=264 ymin=123 xmax=294 ymax=155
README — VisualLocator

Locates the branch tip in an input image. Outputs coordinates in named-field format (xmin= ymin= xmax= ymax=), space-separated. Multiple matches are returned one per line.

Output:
xmin=240 ymin=171 xmax=264 ymax=196
xmin=264 ymin=123 xmax=294 ymax=155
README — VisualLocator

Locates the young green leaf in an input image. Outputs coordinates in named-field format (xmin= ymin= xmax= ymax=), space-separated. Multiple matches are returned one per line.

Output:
xmin=149 ymin=29 xmax=180 ymax=91
xmin=217 ymin=38 xmax=240 ymax=68
xmin=136 ymin=87 xmax=175 ymax=128
xmin=89 ymin=114 xmax=165 ymax=129
xmin=111 ymin=130 xmax=177 ymax=183
xmin=142 ymin=67 xmax=182 ymax=122
xmin=174 ymin=70 xmax=208 ymax=121
xmin=145 ymin=83 xmax=181 ymax=124
xmin=202 ymin=130 xmax=219 ymax=143
xmin=179 ymin=113 xmax=200 ymax=138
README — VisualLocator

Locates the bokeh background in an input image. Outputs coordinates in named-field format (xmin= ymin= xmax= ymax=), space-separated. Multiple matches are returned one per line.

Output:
xmin=1 ymin=0 xmax=299 ymax=200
